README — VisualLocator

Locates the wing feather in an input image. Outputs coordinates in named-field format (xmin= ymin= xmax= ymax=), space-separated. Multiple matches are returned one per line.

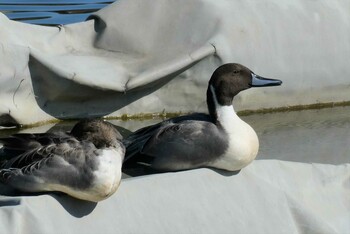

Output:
xmin=122 ymin=113 xmax=212 ymax=162
xmin=0 ymin=132 xmax=82 ymax=170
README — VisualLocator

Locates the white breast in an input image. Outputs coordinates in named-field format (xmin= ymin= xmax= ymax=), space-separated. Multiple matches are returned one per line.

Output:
xmin=208 ymin=85 xmax=259 ymax=171
xmin=213 ymin=105 xmax=259 ymax=171
xmin=90 ymin=147 xmax=123 ymax=200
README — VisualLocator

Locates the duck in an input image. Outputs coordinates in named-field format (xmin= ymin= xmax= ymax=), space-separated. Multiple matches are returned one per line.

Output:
xmin=0 ymin=119 xmax=125 ymax=202
xmin=123 ymin=63 xmax=282 ymax=172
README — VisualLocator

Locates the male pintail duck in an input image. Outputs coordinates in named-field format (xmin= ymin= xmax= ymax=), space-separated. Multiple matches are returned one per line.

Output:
xmin=0 ymin=119 xmax=125 ymax=202
xmin=123 ymin=63 xmax=282 ymax=172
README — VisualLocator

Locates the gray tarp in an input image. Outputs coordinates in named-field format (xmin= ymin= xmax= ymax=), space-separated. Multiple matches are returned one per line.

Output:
xmin=0 ymin=160 xmax=349 ymax=234
xmin=1 ymin=0 xmax=350 ymax=125
xmin=0 ymin=0 xmax=350 ymax=233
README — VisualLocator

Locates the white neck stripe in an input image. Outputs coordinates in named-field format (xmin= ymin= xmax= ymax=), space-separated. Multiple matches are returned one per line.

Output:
xmin=209 ymin=84 xmax=239 ymax=129
xmin=209 ymin=84 xmax=219 ymax=109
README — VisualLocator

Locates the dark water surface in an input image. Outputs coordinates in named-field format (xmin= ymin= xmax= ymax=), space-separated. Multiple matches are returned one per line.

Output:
xmin=245 ymin=106 xmax=350 ymax=165
xmin=1 ymin=106 xmax=349 ymax=166
xmin=0 ymin=0 xmax=115 ymax=25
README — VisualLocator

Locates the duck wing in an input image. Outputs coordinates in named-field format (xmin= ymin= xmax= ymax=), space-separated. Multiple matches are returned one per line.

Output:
xmin=140 ymin=120 xmax=227 ymax=171
xmin=0 ymin=132 xmax=74 ymax=167
xmin=122 ymin=113 xmax=211 ymax=162
xmin=0 ymin=133 xmax=98 ymax=192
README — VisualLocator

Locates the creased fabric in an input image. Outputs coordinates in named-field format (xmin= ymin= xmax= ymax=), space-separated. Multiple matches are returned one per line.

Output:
xmin=0 ymin=160 xmax=349 ymax=234
xmin=1 ymin=0 xmax=350 ymax=125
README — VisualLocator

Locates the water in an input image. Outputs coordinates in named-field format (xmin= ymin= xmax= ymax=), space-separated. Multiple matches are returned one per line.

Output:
xmin=245 ymin=106 xmax=350 ymax=165
xmin=0 ymin=0 xmax=115 ymax=25
xmin=1 ymin=106 xmax=349 ymax=167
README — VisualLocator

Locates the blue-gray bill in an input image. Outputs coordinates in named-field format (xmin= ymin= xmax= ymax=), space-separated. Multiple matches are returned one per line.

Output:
xmin=250 ymin=73 xmax=282 ymax=87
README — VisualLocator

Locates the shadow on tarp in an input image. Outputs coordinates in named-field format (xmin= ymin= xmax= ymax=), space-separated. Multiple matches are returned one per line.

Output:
xmin=51 ymin=193 xmax=98 ymax=217
xmin=122 ymin=163 xmax=241 ymax=177
xmin=27 ymin=53 xmax=186 ymax=120
xmin=0 ymin=183 xmax=97 ymax=217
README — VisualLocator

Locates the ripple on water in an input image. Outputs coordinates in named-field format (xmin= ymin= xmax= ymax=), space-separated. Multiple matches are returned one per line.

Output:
xmin=0 ymin=0 xmax=115 ymax=25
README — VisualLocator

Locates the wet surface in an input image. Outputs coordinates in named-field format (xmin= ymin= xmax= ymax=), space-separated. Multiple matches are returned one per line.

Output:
xmin=1 ymin=106 xmax=349 ymax=167
xmin=245 ymin=106 xmax=350 ymax=165
xmin=0 ymin=0 xmax=115 ymax=25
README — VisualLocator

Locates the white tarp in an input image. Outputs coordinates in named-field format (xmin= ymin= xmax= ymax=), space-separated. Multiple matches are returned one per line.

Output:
xmin=0 ymin=0 xmax=350 ymax=233
xmin=1 ymin=0 xmax=350 ymax=126
xmin=0 ymin=160 xmax=349 ymax=234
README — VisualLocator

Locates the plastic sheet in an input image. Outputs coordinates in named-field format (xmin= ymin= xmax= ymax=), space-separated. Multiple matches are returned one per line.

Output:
xmin=0 ymin=160 xmax=349 ymax=234
xmin=0 ymin=1 xmax=349 ymax=233
xmin=1 ymin=0 xmax=350 ymax=125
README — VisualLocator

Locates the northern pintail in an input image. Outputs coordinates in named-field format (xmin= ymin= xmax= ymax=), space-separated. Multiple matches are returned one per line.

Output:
xmin=123 ymin=63 xmax=282 ymax=172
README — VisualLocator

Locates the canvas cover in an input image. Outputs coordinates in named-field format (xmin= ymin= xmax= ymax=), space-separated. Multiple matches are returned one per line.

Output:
xmin=0 ymin=0 xmax=350 ymax=125
xmin=0 ymin=0 xmax=349 ymax=233
xmin=0 ymin=160 xmax=349 ymax=234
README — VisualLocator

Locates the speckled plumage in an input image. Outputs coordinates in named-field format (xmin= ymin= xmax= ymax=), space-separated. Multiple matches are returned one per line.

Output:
xmin=0 ymin=119 xmax=125 ymax=202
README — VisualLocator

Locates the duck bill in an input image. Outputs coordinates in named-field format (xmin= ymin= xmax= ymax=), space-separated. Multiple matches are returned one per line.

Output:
xmin=250 ymin=73 xmax=282 ymax=87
